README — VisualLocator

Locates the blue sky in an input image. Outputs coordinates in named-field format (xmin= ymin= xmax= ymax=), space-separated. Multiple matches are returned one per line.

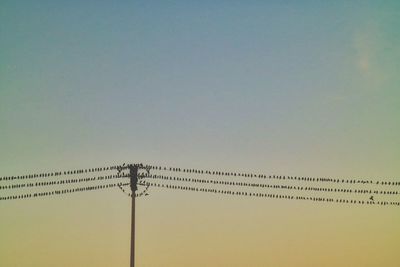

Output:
xmin=1 ymin=1 xmax=400 ymax=266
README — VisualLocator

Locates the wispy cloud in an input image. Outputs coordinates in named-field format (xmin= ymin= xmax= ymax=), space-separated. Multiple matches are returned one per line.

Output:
xmin=353 ymin=18 xmax=399 ymax=93
xmin=353 ymin=22 xmax=381 ymax=90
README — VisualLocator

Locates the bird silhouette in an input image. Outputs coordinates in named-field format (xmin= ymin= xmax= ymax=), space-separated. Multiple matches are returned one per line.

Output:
xmin=369 ymin=196 xmax=374 ymax=201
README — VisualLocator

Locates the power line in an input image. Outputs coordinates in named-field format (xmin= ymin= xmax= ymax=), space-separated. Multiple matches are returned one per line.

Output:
xmin=144 ymin=174 xmax=400 ymax=196
xmin=2 ymin=163 xmax=398 ymax=204
xmin=0 ymin=181 xmax=130 ymax=201
xmin=141 ymin=181 xmax=400 ymax=207
xmin=145 ymin=164 xmax=400 ymax=186
xmin=0 ymin=164 xmax=121 ymax=182
xmin=0 ymin=174 xmax=129 ymax=190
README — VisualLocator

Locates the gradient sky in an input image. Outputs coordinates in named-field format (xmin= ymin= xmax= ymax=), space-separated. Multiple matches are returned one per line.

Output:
xmin=1 ymin=1 xmax=400 ymax=266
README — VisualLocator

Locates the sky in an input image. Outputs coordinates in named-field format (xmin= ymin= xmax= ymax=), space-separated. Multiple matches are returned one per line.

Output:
xmin=1 ymin=1 xmax=400 ymax=266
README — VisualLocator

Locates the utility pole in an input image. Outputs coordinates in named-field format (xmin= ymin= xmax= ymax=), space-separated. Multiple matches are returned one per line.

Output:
xmin=129 ymin=165 xmax=138 ymax=267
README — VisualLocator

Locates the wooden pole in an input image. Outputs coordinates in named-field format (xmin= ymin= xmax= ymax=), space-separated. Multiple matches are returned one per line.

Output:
xmin=130 ymin=192 xmax=135 ymax=267
xmin=129 ymin=165 xmax=138 ymax=267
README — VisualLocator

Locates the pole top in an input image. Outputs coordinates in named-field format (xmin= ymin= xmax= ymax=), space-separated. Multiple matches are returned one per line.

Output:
xmin=129 ymin=166 xmax=138 ymax=192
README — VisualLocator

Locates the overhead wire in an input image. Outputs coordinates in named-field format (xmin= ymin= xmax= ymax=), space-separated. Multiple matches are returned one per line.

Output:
xmin=141 ymin=181 xmax=400 ymax=207
xmin=0 ymin=182 xmax=130 ymax=201
xmin=1 ymin=162 xmax=399 ymax=207
xmin=0 ymin=174 xmax=129 ymax=190
xmin=0 ymin=164 xmax=122 ymax=182
xmin=143 ymin=174 xmax=400 ymax=196
xmin=145 ymin=164 xmax=400 ymax=187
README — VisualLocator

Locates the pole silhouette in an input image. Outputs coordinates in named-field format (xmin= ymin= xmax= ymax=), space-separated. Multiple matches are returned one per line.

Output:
xmin=129 ymin=165 xmax=138 ymax=267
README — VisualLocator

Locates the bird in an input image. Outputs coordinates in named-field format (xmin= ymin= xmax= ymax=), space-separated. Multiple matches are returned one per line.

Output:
xmin=369 ymin=196 xmax=374 ymax=201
